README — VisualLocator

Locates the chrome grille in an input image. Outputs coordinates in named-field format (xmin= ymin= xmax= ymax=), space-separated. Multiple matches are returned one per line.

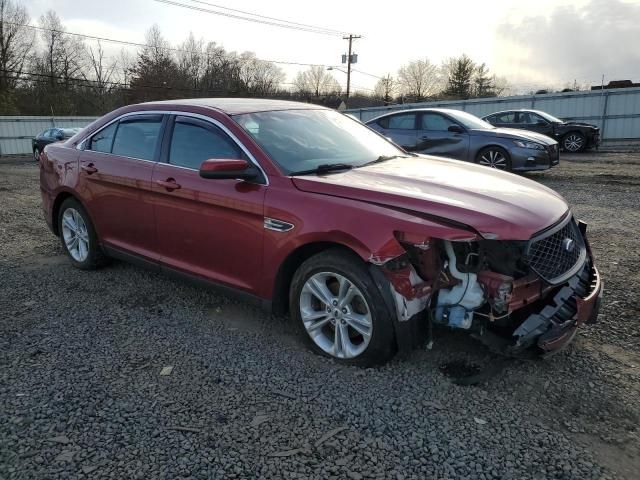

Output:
xmin=525 ymin=217 xmax=587 ymax=285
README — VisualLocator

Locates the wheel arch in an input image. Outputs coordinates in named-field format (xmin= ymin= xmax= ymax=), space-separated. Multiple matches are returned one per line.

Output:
xmin=51 ymin=190 xmax=86 ymax=236
xmin=271 ymin=241 xmax=364 ymax=316
xmin=474 ymin=143 xmax=511 ymax=161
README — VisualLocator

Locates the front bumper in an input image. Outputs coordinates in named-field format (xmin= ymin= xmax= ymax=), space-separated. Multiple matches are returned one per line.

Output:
xmin=535 ymin=263 xmax=602 ymax=354
xmin=510 ymin=145 xmax=559 ymax=171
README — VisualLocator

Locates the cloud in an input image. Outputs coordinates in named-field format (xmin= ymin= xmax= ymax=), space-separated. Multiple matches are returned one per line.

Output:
xmin=495 ymin=0 xmax=640 ymax=88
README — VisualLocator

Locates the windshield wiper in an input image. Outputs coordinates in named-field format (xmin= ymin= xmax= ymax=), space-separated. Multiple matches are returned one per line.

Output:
xmin=360 ymin=154 xmax=408 ymax=167
xmin=289 ymin=163 xmax=354 ymax=176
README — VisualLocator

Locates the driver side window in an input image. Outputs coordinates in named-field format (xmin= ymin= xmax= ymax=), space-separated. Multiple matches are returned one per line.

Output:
xmin=169 ymin=118 xmax=244 ymax=170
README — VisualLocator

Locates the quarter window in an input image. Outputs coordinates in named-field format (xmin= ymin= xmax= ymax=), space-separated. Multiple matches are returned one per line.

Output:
xmin=89 ymin=122 xmax=118 ymax=153
xmin=111 ymin=118 xmax=163 ymax=161
xmin=169 ymin=119 xmax=243 ymax=170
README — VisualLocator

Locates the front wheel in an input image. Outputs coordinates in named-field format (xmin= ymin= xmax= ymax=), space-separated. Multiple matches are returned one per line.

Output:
xmin=33 ymin=148 xmax=40 ymax=161
xmin=562 ymin=132 xmax=585 ymax=152
xmin=289 ymin=249 xmax=396 ymax=366
xmin=476 ymin=146 xmax=512 ymax=171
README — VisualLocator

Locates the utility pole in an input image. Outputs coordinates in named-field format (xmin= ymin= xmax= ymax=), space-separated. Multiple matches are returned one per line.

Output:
xmin=342 ymin=34 xmax=361 ymax=100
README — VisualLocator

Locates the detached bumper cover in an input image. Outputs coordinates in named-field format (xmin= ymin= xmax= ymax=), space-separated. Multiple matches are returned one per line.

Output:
xmin=510 ymin=262 xmax=602 ymax=355
xmin=536 ymin=264 xmax=602 ymax=353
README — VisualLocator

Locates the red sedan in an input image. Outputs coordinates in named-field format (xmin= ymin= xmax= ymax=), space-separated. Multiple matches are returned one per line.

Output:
xmin=39 ymin=99 xmax=602 ymax=365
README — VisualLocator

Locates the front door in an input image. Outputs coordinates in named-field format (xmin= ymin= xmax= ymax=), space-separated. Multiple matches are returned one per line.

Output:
xmin=79 ymin=114 xmax=164 ymax=260
xmin=152 ymin=115 xmax=266 ymax=294
xmin=381 ymin=112 xmax=418 ymax=150
xmin=416 ymin=112 xmax=469 ymax=159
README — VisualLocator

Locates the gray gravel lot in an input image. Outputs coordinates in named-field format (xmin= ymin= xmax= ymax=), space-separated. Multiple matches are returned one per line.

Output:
xmin=1 ymin=153 xmax=639 ymax=480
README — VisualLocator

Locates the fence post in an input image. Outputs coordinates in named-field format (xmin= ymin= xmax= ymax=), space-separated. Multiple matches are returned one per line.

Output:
xmin=600 ymin=91 xmax=609 ymax=142
xmin=531 ymin=95 xmax=536 ymax=108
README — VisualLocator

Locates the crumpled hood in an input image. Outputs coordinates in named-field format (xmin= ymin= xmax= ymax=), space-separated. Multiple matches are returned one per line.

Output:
xmin=562 ymin=121 xmax=599 ymax=130
xmin=291 ymin=155 xmax=569 ymax=240
xmin=474 ymin=127 xmax=557 ymax=145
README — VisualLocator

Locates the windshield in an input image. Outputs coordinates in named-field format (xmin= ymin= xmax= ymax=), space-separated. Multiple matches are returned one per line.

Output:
xmin=233 ymin=109 xmax=403 ymax=174
xmin=534 ymin=110 xmax=564 ymax=123
xmin=445 ymin=110 xmax=495 ymax=130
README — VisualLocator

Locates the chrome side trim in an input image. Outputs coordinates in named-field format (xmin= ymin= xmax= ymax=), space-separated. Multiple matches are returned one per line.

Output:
xmin=264 ymin=217 xmax=294 ymax=232
xmin=76 ymin=109 xmax=269 ymax=185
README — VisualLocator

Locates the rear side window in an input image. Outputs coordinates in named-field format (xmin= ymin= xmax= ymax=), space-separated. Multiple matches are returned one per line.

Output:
xmin=388 ymin=113 xmax=416 ymax=129
xmin=169 ymin=119 xmax=243 ymax=170
xmin=89 ymin=123 xmax=117 ymax=153
xmin=494 ymin=112 xmax=516 ymax=123
xmin=111 ymin=118 xmax=163 ymax=161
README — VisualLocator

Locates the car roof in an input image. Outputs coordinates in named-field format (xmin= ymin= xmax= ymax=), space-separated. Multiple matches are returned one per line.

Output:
xmin=137 ymin=98 xmax=328 ymax=115
xmin=365 ymin=107 xmax=466 ymax=123
xmin=486 ymin=109 xmax=546 ymax=116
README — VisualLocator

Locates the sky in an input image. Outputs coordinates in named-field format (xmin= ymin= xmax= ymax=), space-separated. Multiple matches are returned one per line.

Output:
xmin=22 ymin=0 xmax=640 ymax=93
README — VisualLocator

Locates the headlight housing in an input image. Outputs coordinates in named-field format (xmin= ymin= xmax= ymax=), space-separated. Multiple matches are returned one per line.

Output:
xmin=513 ymin=139 xmax=546 ymax=150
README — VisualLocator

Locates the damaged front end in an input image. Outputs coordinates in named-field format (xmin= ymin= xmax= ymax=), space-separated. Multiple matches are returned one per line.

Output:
xmin=372 ymin=214 xmax=603 ymax=357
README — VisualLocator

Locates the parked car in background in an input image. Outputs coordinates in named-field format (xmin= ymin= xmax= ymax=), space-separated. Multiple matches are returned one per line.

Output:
xmin=365 ymin=108 xmax=559 ymax=172
xmin=482 ymin=109 xmax=600 ymax=152
xmin=32 ymin=128 xmax=82 ymax=161
xmin=39 ymin=99 xmax=601 ymax=366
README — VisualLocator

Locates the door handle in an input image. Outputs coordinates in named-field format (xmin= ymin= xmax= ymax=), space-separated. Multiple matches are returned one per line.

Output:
xmin=156 ymin=178 xmax=181 ymax=191
xmin=420 ymin=135 xmax=429 ymax=140
xmin=81 ymin=164 xmax=98 ymax=174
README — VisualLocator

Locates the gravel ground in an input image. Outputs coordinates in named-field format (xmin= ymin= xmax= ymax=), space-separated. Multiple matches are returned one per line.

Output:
xmin=1 ymin=153 xmax=638 ymax=480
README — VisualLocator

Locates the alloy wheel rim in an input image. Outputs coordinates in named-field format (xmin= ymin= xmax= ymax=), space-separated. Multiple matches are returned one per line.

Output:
xmin=62 ymin=208 xmax=89 ymax=262
xmin=479 ymin=150 xmax=508 ymax=169
xmin=299 ymin=272 xmax=373 ymax=359
xmin=34 ymin=149 xmax=40 ymax=160
xmin=564 ymin=134 xmax=583 ymax=152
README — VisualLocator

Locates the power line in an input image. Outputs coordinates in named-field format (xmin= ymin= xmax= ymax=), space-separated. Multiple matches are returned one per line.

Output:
xmin=152 ymin=0 xmax=350 ymax=37
xmin=181 ymin=0 xmax=347 ymax=36
xmin=3 ymin=22 xmax=334 ymax=68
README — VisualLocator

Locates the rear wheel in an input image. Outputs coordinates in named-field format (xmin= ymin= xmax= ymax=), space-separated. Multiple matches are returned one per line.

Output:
xmin=289 ymin=249 xmax=396 ymax=366
xmin=562 ymin=132 xmax=585 ymax=152
xmin=58 ymin=198 xmax=108 ymax=270
xmin=476 ymin=146 xmax=512 ymax=171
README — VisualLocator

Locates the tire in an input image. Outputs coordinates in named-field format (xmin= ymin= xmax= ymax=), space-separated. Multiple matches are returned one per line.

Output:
xmin=475 ymin=146 xmax=512 ymax=171
xmin=57 ymin=197 xmax=109 ymax=270
xmin=289 ymin=248 xmax=397 ymax=366
xmin=33 ymin=148 xmax=40 ymax=161
xmin=562 ymin=132 xmax=585 ymax=152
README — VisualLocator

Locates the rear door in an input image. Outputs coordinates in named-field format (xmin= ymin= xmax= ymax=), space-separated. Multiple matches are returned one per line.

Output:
xmin=416 ymin=112 xmax=469 ymax=159
xmin=79 ymin=114 xmax=164 ymax=260
xmin=526 ymin=112 xmax=555 ymax=137
xmin=377 ymin=112 xmax=418 ymax=150
xmin=151 ymin=115 xmax=266 ymax=293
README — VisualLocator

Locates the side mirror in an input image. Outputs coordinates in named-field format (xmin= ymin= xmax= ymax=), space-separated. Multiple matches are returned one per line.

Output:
xmin=199 ymin=158 xmax=258 ymax=180
xmin=448 ymin=125 xmax=464 ymax=134
xmin=55 ymin=133 xmax=64 ymax=141
xmin=535 ymin=121 xmax=547 ymax=126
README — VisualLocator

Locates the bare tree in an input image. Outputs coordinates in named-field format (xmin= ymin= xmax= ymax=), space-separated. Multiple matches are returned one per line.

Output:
xmin=293 ymin=65 xmax=341 ymax=96
xmin=36 ymin=11 xmax=84 ymax=86
xmin=397 ymin=59 xmax=442 ymax=101
xmin=238 ymin=52 xmax=284 ymax=95
xmin=177 ymin=32 xmax=203 ymax=90
xmin=0 ymin=0 xmax=35 ymax=90
xmin=373 ymin=74 xmax=395 ymax=104
xmin=83 ymin=41 xmax=117 ymax=110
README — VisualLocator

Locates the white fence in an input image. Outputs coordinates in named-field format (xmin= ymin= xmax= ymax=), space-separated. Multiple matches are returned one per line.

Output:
xmin=0 ymin=116 xmax=97 ymax=155
xmin=2 ymin=88 xmax=640 ymax=155
xmin=345 ymin=87 xmax=640 ymax=146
